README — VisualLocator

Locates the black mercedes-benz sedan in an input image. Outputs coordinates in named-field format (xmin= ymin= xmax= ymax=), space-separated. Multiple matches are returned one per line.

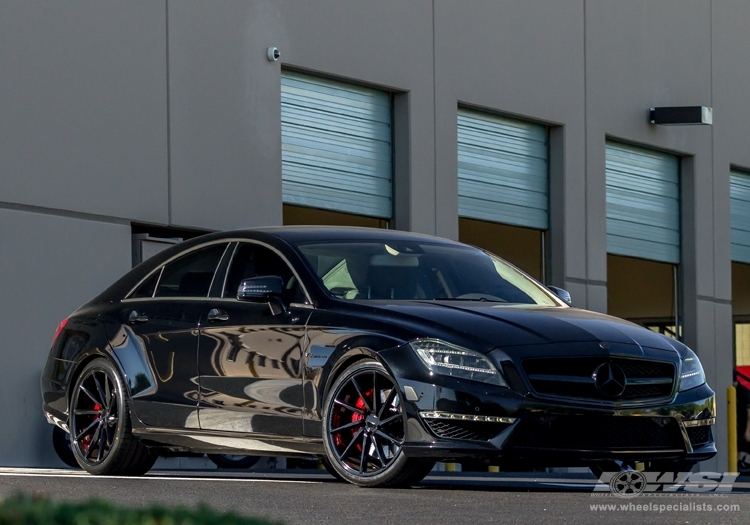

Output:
xmin=41 ymin=227 xmax=716 ymax=486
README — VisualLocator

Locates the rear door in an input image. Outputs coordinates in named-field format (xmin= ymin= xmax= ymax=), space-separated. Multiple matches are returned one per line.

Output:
xmin=198 ymin=241 xmax=312 ymax=436
xmin=106 ymin=242 xmax=229 ymax=429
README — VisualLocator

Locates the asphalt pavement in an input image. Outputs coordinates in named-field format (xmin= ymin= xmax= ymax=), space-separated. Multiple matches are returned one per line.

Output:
xmin=0 ymin=468 xmax=748 ymax=525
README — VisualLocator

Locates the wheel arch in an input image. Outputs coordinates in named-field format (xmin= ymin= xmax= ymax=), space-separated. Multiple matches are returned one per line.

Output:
xmin=322 ymin=335 xmax=403 ymax=407
xmin=66 ymin=349 xmax=132 ymax=424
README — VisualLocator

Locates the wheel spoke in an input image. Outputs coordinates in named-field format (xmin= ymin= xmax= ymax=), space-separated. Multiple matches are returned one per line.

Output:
xmin=85 ymin=425 xmax=102 ymax=459
xmin=359 ymin=433 xmax=369 ymax=474
xmin=371 ymin=434 xmax=386 ymax=467
xmin=377 ymin=388 xmax=397 ymax=419
xmin=93 ymin=373 xmax=107 ymax=410
xmin=331 ymin=419 xmax=365 ymax=433
xmin=333 ymin=399 xmax=364 ymax=415
xmin=379 ymin=412 xmax=402 ymax=427
xmin=372 ymin=372 xmax=377 ymax=415
xmin=96 ymin=425 xmax=106 ymax=462
xmin=73 ymin=409 xmax=100 ymax=416
xmin=80 ymin=385 xmax=103 ymax=407
xmin=104 ymin=374 xmax=112 ymax=411
xmin=350 ymin=377 xmax=371 ymax=413
xmin=75 ymin=419 xmax=99 ymax=441
xmin=339 ymin=428 xmax=364 ymax=460
xmin=375 ymin=429 xmax=403 ymax=446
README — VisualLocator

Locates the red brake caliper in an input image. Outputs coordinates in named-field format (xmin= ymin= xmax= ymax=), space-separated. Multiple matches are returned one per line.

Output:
xmin=80 ymin=403 xmax=101 ymax=453
xmin=332 ymin=391 xmax=371 ymax=450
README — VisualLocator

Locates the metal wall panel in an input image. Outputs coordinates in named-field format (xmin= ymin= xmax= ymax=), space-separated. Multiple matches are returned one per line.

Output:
xmin=605 ymin=142 xmax=680 ymax=263
xmin=457 ymin=109 xmax=548 ymax=230
xmin=731 ymin=169 xmax=750 ymax=264
xmin=281 ymin=71 xmax=392 ymax=218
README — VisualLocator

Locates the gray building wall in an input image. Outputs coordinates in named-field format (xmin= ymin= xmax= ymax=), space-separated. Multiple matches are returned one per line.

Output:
xmin=1 ymin=0 xmax=746 ymax=471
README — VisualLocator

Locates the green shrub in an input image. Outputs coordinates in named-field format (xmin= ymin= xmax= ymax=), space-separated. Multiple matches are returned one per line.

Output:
xmin=0 ymin=494 xmax=284 ymax=525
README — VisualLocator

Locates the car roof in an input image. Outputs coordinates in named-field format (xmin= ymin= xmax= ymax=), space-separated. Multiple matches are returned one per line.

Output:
xmin=222 ymin=225 xmax=464 ymax=246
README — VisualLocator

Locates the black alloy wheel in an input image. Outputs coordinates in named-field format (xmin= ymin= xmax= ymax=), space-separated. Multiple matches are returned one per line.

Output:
xmin=323 ymin=360 xmax=434 ymax=487
xmin=69 ymin=359 xmax=157 ymax=475
xmin=207 ymin=454 xmax=260 ymax=469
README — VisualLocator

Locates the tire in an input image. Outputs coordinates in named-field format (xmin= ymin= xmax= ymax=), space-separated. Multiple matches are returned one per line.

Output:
xmin=208 ymin=454 xmax=260 ymax=469
xmin=52 ymin=426 xmax=79 ymax=468
xmin=320 ymin=457 xmax=345 ymax=482
xmin=69 ymin=358 xmax=157 ymax=475
xmin=322 ymin=359 xmax=433 ymax=487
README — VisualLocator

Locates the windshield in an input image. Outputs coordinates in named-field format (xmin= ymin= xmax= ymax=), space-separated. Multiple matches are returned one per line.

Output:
xmin=295 ymin=240 xmax=560 ymax=306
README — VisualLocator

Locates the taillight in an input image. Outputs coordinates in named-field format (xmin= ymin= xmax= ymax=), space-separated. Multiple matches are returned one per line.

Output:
xmin=52 ymin=318 xmax=68 ymax=347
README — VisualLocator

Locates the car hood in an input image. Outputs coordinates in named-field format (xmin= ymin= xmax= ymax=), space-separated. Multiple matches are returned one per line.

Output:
xmin=355 ymin=300 xmax=687 ymax=357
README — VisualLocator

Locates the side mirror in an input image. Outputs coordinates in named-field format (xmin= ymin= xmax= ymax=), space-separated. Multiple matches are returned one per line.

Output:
xmin=547 ymin=286 xmax=572 ymax=305
xmin=237 ymin=276 xmax=284 ymax=302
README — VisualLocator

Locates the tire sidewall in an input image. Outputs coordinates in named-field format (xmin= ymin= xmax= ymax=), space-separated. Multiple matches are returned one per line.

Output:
xmin=322 ymin=360 xmax=408 ymax=487
xmin=69 ymin=358 xmax=128 ymax=474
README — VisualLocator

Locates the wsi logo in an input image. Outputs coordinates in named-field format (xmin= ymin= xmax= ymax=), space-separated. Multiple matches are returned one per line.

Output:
xmin=594 ymin=471 xmax=738 ymax=498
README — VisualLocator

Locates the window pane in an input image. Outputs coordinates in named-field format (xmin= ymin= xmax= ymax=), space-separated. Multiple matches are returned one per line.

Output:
xmin=155 ymin=244 xmax=227 ymax=298
xmin=224 ymin=243 xmax=305 ymax=303
xmin=131 ymin=270 xmax=160 ymax=299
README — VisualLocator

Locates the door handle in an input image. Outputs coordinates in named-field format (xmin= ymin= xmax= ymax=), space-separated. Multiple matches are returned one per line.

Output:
xmin=128 ymin=310 xmax=148 ymax=324
xmin=207 ymin=308 xmax=229 ymax=322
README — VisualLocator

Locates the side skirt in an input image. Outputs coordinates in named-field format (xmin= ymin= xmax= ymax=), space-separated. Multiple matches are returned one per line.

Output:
xmin=132 ymin=427 xmax=325 ymax=458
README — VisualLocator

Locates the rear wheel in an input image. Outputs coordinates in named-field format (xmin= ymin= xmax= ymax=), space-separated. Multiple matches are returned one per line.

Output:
xmin=322 ymin=360 xmax=434 ymax=487
xmin=69 ymin=358 xmax=157 ymax=475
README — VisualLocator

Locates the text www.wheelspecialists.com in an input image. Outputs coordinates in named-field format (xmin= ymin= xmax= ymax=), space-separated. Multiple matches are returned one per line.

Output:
xmin=590 ymin=502 xmax=740 ymax=513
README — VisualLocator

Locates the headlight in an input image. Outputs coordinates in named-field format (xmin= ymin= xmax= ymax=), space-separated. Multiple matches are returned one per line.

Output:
xmin=409 ymin=339 xmax=507 ymax=387
xmin=678 ymin=348 xmax=706 ymax=391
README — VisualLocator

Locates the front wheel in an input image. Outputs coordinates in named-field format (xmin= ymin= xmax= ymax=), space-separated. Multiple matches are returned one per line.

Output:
xmin=69 ymin=358 xmax=157 ymax=475
xmin=322 ymin=360 xmax=433 ymax=487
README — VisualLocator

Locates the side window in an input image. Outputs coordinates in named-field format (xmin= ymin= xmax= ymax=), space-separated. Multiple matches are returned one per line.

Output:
xmin=224 ymin=243 xmax=307 ymax=304
xmin=130 ymin=270 xmax=161 ymax=298
xmin=155 ymin=244 xmax=227 ymax=298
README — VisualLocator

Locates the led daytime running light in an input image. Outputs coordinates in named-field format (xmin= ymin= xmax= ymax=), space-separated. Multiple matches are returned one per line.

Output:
xmin=420 ymin=411 xmax=516 ymax=424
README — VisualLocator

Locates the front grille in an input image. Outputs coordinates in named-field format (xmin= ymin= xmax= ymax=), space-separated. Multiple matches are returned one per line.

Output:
xmin=424 ymin=418 xmax=510 ymax=441
xmin=510 ymin=416 xmax=685 ymax=451
xmin=522 ymin=357 xmax=675 ymax=402
xmin=686 ymin=425 xmax=712 ymax=447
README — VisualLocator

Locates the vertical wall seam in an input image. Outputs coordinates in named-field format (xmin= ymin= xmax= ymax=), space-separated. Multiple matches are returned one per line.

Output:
xmin=432 ymin=0 xmax=437 ymax=235
xmin=710 ymin=0 xmax=716 ymax=301
xmin=583 ymin=0 xmax=589 ymax=305
xmin=166 ymin=0 xmax=172 ymax=225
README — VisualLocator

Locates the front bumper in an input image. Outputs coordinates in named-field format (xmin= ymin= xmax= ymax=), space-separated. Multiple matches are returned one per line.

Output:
xmin=380 ymin=346 xmax=717 ymax=466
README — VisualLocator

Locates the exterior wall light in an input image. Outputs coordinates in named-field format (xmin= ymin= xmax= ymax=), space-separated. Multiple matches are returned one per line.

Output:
xmin=649 ymin=106 xmax=712 ymax=125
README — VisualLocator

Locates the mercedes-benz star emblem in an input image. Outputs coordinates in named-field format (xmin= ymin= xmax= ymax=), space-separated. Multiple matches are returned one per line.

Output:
xmin=592 ymin=362 xmax=627 ymax=397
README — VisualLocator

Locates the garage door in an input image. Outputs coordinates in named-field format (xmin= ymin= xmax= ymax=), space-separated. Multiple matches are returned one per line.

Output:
xmin=731 ymin=169 xmax=750 ymax=263
xmin=281 ymin=71 xmax=392 ymax=219
xmin=457 ymin=109 xmax=548 ymax=230
xmin=605 ymin=142 xmax=680 ymax=263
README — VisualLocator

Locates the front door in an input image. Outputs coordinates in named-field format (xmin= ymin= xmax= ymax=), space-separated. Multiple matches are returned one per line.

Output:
xmin=198 ymin=242 xmax=311 ymax=436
